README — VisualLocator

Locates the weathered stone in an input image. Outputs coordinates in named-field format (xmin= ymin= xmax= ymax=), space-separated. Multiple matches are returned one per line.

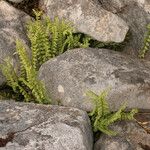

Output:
xmin=0 ymin=100 xmax=93 ymax=150
xmin=0 ymin=1 xmax=30 ymax=86
xmin=94 ymin=135 xmax=134 ymax=150
xmin=99 ymin=0 xmax=150 ymax=59
xmin=94 ymin=120 xmax=150 ymax=150
xmin=8 ymin=0 xmax=24 ymax=3
xmin=39 ymin=0 xmax=129 ymax=43
xmin=39 ymin=48 xmax=150 ymax=112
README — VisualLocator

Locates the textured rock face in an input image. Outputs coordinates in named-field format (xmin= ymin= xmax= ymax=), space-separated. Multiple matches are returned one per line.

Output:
xmin=39 ymin=48 xmax=150 ymax=112
xmin=8 ymin=0 xmax=24 ymax=3
xmin=0 ymin=101 xmax=93 ymax=150
xmin=94 ymin=121 xmax=150 ymax=150
xmin=99 ymin=0 xmax=150 ymax=58
xmin=39 ymin=0 xmax=129 ymax=43
xmin=0 ymin=1 xmax=30 ymax=86
xmin=99 ymin=0 xmax=150 ymax=14
xmin=95 ymin=136 xmax=134 ymax=150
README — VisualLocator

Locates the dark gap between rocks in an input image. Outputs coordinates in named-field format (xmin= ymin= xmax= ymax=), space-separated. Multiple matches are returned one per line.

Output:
xmin=0 ymin=83 xmax=24 ymax=101
xmin=6 ymin=0 xmax=40 ymax=17
xmin=140 ymin=143 xmax=150 ymax=150
xmin=0 ymin=132 xmax=15 ymax=147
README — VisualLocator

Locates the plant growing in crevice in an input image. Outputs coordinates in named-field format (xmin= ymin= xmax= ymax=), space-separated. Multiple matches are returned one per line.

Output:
xmin=139 ymin=24 xmax=150 ymax=58
xmin=27 ymin=10 xmax=91 ymax=70
xmin=0 ymin=10 xmax=91 ymax=103
xmin=87 ymin=90 xmax=138 ymax=135
xmin=0 ymin=40 xmax=50 ymax=104
xmin=0 ymin=10 xmax=131 ymax=103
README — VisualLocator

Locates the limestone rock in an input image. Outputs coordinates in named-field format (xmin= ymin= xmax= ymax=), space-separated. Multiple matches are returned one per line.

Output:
xmin=0 ymin=1 xmax=30 ymax=86
xmin=39 ymin=48 xmax=150 ymax=112
xmin=99 ymin=0 xmax=150 ymax=59
xmin=0 ymin=100 xmax=93 ymax=150
xmin=94 ymin=120 xmax=150 ymax=150
xmin=39 ymin=0 xmax=129 ymax=43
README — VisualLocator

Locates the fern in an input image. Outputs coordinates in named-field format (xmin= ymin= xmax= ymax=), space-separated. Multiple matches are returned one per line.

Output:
xmin=0 ymin=58 xmax=31 ymax=101
xmin=87 ymin=90 xmax=138 ymax=135
xmin=17 ymin=40 xmax=50 ymax=103
xmin=139 ymin=24 xmax=150 ymax=58
xmin=26 ymin=10 xmax=91 ymax=70
xmin=0 ymin=58 xmax=19 ymax=92
xmin=0 ymin=40 xmax=50 ymax=104
xmin=0 ymin=10 xmax=91 ymax=103
xmin=27 ymin=10 xmax=51 ymax=69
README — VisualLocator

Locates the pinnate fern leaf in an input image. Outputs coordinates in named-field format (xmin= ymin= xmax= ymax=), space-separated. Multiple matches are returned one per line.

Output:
xmin=139 ymin=24 xmax=150 ymax=58
xmin=88 ymin=90 xmax=138 ymax=135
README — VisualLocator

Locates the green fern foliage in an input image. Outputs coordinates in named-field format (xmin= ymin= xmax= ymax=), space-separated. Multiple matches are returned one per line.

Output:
xmin=0 ymin=10 xmax=91 ymax=103
xmin=87 ymin=90 xmax=138 ymax=135
xmin=0 ymin=40 xmax=50 ymax=104
xmin=27 ymin=10 xmax=91 ymax=70
xmin=139 ymin=24 xmax=150 ymax=58
xmin=27 ymin=10 xmax=51 ymax=69
xmin=0 ymin=58 xmax=19 ymax=93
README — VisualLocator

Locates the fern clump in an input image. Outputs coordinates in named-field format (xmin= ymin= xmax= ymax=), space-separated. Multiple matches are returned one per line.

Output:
xmin=0 ymin=40 xmax=50 ymax=104
xmin=139 ymin=24 xmax=150 ymax=58
xmin=87 ymin=90 xmax=138 ymax=136
xmin=0 ymin=10 xmax=91 ymax=103
xmin=27 ymin=10 xmax=91 ymax=70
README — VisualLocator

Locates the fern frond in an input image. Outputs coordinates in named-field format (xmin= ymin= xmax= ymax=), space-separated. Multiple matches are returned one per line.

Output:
xmin=33 ymin=9 xmax=43 ymax=20
xmin=50 ymin=22 xmax=59 ymax=56
xmin=0 ymin=58 xmax=19 ymax=92
xmin=57 ymin=19 xmax=73 ymax=54
xmin=121 ymin=108 xmax=138 ymax=120
xmin=16 ymin=40 xmax=31 ymax=71
xmin=27 ymin=20 xmax=51 ymax=69
xmin=97 ymin=124 xmax=117 ymax=136
xmin=139 ymin=24 xmax=150 ymax=58
xmin=87 ymin=90 xmax=110 ymax=118
xmin=100 ymin=103 xmax=126 ymax=127
xmin=81 ymin=36 xmax=91 ymax=48
xmin=88 ymin=90 xmax=138 ymax=135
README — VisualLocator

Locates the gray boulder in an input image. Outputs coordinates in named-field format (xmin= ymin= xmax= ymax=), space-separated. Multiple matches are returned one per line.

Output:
xmin=94 ymin=120 xmax=150 ymax=150
xmin=39 ymin=48 xmax=150 ymax=112
xmin=0 ymin=1 xmax=30 ymax=86
xmin=39 ymin=0 xmax=129 ymax=43
xmin=99 ymin=0 xmax=150 ymax=59
xmin=0 ymin=100 xmax=93 ymax=150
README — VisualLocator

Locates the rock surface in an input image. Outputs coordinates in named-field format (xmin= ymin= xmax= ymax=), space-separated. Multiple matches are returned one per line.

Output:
xmin=8 ymin=0 xmax=24 ymax=3
xmin=0 ymin=100 xmax=93 ymax=150
xmin=0 ymin=1 xmax=30 ymax=86
xmin=94 ymin=120 xmax=150 ymax=150
xmin=99 ymin=0 xmax=150 ymax=59
xmin=39 ymin=0 xmax=129 ymax=43
xmin=39 ymin=48 xmax=150 ymax=112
